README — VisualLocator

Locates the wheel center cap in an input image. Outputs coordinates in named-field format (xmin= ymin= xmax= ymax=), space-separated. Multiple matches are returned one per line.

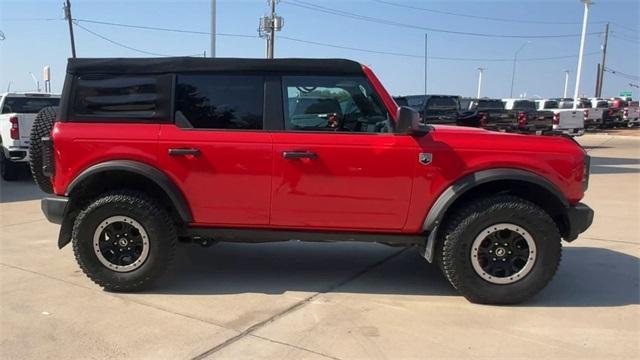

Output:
xmin=495 ymin=247 xmax=507 ymax=257
xmin=118 ymin=239 xmax=128 ymax=247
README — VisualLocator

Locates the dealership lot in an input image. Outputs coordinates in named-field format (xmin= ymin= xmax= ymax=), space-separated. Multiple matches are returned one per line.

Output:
xmin=1 ymin=133 xmax=638 ymax=359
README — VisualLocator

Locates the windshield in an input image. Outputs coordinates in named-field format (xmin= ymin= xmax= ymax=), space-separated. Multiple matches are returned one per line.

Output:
xmin=513 ymin=100 xmax=536 ymax=110
xmin=426 ymin=97 xmax=459 ymax=110
xmin=2 ymin=96 xmax=60 ymax=114
xmin=476 ymin=100 xmax=504 ymax=110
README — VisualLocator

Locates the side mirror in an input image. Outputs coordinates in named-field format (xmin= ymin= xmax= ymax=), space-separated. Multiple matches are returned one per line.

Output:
xmin=395 ymin=106 xmax=431 ymax=137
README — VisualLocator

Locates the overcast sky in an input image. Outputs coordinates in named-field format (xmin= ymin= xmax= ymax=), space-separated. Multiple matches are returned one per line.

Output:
xmin=1 ymin=0 xmax=638 ymax=99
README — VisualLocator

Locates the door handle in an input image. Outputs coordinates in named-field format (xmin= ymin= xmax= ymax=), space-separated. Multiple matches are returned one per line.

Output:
xmin=282 ymin=151 xmax=318 ymax=160
xmin=168 ymin=148 xmax=201 ymax=156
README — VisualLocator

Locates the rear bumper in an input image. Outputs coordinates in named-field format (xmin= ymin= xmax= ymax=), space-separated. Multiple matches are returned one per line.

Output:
xmin=2 ymin=146 xmax=29 ymax=162
xmin=565 ymin=202 xmax=594 ymax=242
xmin=41 ymin=196 xmax=68 ymax=225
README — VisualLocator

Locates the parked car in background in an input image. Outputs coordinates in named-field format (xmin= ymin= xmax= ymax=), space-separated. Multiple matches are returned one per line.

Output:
xmin=0 ymin=92 xmax=60 ymax=180
xmin=393 ymin=95 xmax=425 ymax=114
xmin=584 ymin=98 xmax=611 ymax=129
xmin=623 ymin=101 xmax=640 ymax=127
xmin=32 ymin=57 xmax=594 ymax=305
xmin=578 ymin=98 xmax=606 ymax=129
xmin=422 ymin=95 xmax=461 ymax=125
xmin=536 ymin=99 xmax=585 ymax=136
xmin=608 ymin=98 xmax=628 ymax=127
xmin=502 ymin=99 xmax=554 ymax=133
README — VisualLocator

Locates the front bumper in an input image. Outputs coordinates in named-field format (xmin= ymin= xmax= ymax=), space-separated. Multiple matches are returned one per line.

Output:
xmin=41 ymin=196 xmax=69 ymax=225
xmin=565 ymin=202 xmax=594 ymax=241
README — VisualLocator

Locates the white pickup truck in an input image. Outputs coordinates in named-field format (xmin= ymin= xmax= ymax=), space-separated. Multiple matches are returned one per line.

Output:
xmin=535 ymin=99 xmax=585 ymax=136
xmin=623 ymin=101 xmax=640 ymax=127
xmin=582 ymin=98 xmax=608 ymax=129
xmin=1 ymin=92 xmax=60 ymax=180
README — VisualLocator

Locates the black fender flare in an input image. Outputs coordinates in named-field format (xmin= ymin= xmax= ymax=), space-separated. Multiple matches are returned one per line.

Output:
xmin=57 ymin=160 xmax=193 ymax=249
xmin=420 ymin=168 xmax=568 ymax=262
xmin=65 ymin=160 xmax=193 ymax=223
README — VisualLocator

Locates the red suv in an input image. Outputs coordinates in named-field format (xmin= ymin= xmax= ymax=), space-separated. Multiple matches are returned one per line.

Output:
xmin=32 ymin=58 xmax=593 ymax=304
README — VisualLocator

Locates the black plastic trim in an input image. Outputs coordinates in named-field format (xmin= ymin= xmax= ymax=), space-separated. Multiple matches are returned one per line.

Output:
xmin=66 ymin=160 xmax=193 ymax=222
xmin=41 ymin=196 xmax=69 ymax=225
xmin=187 ymin=228 xmax=424 ymax=245
xmin=264 ymin=75 xmax=284 ymax=131
xmin=565 ymin=202 xmax=594 ymax=241
xmin=423 ymin=168 xmax=569 ymax=232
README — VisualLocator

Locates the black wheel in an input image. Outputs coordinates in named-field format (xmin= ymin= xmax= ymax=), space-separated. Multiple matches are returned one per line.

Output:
xmin=1 ymin=151 xmax=22 ymax=181
xmin=437 ymin=195 xmax=561 ymax=304
xmin=29 ymin=106 xmax=58 ymax=193
xmin=72 ymin=191 xmax=177 ymax=291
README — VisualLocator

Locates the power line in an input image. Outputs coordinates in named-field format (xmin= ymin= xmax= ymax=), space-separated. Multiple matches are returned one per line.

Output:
xmin=73 ymin=17 xmax=599 ymax=62
xmin=604 ymin=67 xmax=640 ymax=81
xmin=610 ymin=32 xmax=639 ymax=44
xmin=283 ymin=0 xmax=603 ymax=39
xmin=280 ymin=35 xmax=599 ymax=62
xmin=371 ymin=0 xmax=605 ymax=25
xmin=73 ymin=21 xmax=202 ymax=57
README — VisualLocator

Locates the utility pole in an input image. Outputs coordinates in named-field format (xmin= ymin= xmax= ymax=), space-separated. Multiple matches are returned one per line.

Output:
xmin=210 ymin=0 xmax=216 ymax=57
xmin=64 ymin=0 xmax=76 ymax=58
xmin=424 ymin=33 xmax=428 ymax=96
xmin=563 ymin=70 xmax=570 ymax=98
xmin=573 ymin=0 xmax=592 ymax=109
xmin=259 ymin=0 xmax=283 ymax=59
xmin=510 ymin=41 xmax=530 ymax=98
xmin=594 ymin=63 xmax=601 ymax=96
xmin=476 ymin=67 xmax=485 ymax=99
xmin=596 ymin=22 xmax=609 ymax=97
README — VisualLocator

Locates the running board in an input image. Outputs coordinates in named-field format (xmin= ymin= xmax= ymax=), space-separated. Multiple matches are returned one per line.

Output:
xmin=186 ymin=227 xmax=425 ymax=246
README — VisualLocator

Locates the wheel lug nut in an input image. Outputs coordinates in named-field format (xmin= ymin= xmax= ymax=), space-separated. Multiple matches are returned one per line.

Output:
xmin=502 ymin=259 xmax=506 ymax=262
xmin=489 ymin=250 xmax=493 ymax=253
xmin=492 ymin=258 xmax=497 ymax=261
xmin=503 ymin=243 xmax=508 ymax=246
xmin=508 ymin=251 xmax=512 ymax=254
xmin=494 ymin=243 xmax=499 ymax=246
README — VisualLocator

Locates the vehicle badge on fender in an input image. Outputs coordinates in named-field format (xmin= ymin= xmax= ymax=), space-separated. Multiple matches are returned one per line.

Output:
xmin=419 ymin=153 xmax=432 ymax=165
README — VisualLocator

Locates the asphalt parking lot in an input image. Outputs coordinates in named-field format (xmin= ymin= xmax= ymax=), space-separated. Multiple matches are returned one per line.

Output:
xmin=1 ymin=133 xmax=638 ymax=359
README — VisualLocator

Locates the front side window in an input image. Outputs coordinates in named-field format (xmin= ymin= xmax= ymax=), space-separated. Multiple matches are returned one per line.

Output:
xmin=72 ymin=74 xmax=168 ymax=120
xmin=175 ymin=74 xmax=264 ymax=130
xmin=282 ymin=75 xmax=390 ymax=133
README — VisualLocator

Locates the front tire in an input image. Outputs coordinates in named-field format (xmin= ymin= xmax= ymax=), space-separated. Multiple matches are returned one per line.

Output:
xmin=72 ymin=191 xmax=177 ymax=291
xmin=438 ymin=195 xmax=561 ymax=304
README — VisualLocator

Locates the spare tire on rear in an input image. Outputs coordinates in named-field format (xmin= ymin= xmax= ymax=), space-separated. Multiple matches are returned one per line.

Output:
xmin=29 ymin=106 xmax=58 ymax=194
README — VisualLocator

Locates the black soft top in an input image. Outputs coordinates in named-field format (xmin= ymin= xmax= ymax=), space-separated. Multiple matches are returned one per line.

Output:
xmin=66 ymin=57 xmax=364 ymax=75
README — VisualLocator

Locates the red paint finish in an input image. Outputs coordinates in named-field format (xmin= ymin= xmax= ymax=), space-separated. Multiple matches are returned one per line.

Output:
xmin=158 ymin=124 xmax=273 ymax=226
xmin=271 ymin=132 xmax=417 ymax=231
xmin=53 ymin=64 xmax=588 ymax=235
xmin=52 ymin=122 xmax=161 ymax=195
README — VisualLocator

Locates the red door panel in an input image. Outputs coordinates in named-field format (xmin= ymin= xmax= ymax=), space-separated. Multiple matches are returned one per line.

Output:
xmin=159 ymin=124 xmax=272 ymax=226
xmin=271 ymin=133 xmax=417 ymax=231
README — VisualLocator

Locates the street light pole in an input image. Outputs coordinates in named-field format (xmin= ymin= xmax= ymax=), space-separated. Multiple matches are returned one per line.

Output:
xmin=210 ymin=0 xmax=216 ymax=57
xmin=573 ymin=0 xmax=592 ymax=109
xmin=509 ymin=41 xmax=530 ymax=98
xmin=563 ymin=70 xmax=570 ymax=98
xmin=476 ymin=67 xmax=485 ymax=99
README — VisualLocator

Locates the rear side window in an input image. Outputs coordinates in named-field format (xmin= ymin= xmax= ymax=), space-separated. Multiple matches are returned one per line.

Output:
xmin=71 ymin=74 xmax=171 ymax=121
xmin=476 ymin=100 xmax=504 ymax=110
xmin=2 ymin=97 xmax=60 ymax=114
xmin=513 ymin=100 xmax=536 ymax=110
xmin=543 ymin=101 xmax=559 ymax=109
xmin=175 ymin=74 xmax=264 ymax=130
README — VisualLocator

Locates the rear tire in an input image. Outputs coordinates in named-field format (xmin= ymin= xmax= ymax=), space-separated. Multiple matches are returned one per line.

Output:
xmin=437 ymin=195 xmax=561 ymax=304
xmin=29 ymin=106 xmax=58 ymax=194
xmin=1 ymin=151 xmax=22 ymax=181
xmin=72 ymin=191 xmax=177 ymax=291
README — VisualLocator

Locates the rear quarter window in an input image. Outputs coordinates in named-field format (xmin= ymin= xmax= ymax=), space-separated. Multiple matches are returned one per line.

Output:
xmin=70 ymin=74 xmax=172 ymax=122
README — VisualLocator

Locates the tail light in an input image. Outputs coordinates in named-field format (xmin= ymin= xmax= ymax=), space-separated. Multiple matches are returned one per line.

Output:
xmin=9 ymin=116 xmax=19 ymax=140
xmin=553 ymin=113 xmax=560 ymax=125
xmin=479 ymin=112 xmax=487 ymax=127
xmin=583 ymin=109 xmax=589 ymax=121
xmin=517 ymin=112 xmax=527 ymax=129
xmin=608 ymin=109 xmax=614 ymax=116
xmin=624 ymin=109 xmax=629 ymax=117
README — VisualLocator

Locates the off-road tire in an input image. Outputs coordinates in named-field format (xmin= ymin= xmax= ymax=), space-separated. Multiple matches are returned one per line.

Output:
xmin=29 ymin=106 xmax=58 ymax=193
xmin=1 ymin=151 xmax=22 ymax=181
xmin=72 ymin=191 xmax=177 ymax=291
xmin=437 ymin=195 xmax=561 ymax=305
